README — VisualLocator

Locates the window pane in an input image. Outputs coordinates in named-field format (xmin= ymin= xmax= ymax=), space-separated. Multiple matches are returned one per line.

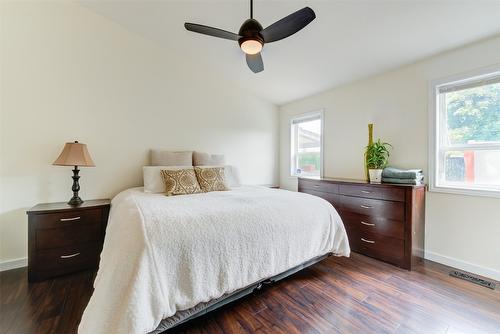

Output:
xmin=444 ymin=82 xmax=500 ymax=145
xmin=297 ymin=119 xmax=321 ymax=176
xmin=439 ymin=149 xmax=500 ymax=190
xmin=291 ymin=117 xmax=321 ymax=176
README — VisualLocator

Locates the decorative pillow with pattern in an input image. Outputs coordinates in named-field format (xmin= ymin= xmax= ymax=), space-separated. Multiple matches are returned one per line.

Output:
xmin=160 ymin=168 xmax=202 ymax=196
xmin=194 ymin=167 xmax=229 ymax=192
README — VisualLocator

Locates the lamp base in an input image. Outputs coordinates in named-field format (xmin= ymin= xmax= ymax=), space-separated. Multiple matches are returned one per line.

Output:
xmin=68 ymin=196 xmax=83 ymax=206
xmin=68 ymin=166 xmax=84 ymax=206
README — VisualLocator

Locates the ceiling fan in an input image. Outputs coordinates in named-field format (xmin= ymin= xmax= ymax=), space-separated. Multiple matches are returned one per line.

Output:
xmin=184 ymin=0 xmax=316 ymax=73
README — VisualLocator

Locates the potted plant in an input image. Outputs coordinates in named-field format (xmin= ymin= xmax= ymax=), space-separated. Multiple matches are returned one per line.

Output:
xmin=365 ymin=139 xmax=392 ymax=183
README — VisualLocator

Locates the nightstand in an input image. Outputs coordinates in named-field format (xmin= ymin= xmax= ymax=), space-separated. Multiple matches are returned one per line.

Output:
xmin=26 ymin=199 xmax=110 ymax=282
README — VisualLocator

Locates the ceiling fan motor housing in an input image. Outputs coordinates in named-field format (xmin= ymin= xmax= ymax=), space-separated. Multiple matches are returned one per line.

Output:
xmin=238 ymin=19 xmax=264 ymax=47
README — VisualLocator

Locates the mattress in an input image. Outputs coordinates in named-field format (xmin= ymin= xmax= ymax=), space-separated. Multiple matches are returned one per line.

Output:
xmin=79 ymin=186 xmax=350 ymax=334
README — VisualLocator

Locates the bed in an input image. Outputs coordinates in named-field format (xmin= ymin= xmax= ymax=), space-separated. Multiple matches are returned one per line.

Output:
xmin=78 ymin=186 xmax=350 ymax=334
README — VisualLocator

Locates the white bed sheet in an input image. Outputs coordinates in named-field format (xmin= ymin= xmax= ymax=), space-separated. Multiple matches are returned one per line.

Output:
xmin=79 ymin=186 xmax=350 ymax=334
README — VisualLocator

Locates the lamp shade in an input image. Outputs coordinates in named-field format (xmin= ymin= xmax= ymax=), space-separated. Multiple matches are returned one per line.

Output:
xmin=53 ymin=141 xmax=95 ymax=167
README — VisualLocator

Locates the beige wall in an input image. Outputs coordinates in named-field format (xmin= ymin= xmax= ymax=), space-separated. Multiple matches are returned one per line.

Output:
xmin=0 ymin=2 xmax=278 ymax=265
xmin=280 ymin=36 xmax=500 ymax=280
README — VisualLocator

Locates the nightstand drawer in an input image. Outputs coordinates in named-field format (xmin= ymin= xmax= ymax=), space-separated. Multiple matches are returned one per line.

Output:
xmin=341 ymin=196 xmax=404 ymax=221
xmin=33 ymin=209 xmax=102 ymax=229
xmin=339 ymin=184 xmax=405 ymax=202
xmin=32 ymin=243 xmax=101 ymax=279
xmin=35 ymin=221 xmax=102 ymax=250
xmin=340 ymin=211 xmax=404 ymax=239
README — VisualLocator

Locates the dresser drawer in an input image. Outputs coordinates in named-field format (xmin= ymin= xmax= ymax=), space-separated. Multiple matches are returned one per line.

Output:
xmin=299 ymin=179 xmax=339 ymax=194
xmin=35 ymin=221 xmax=102 ymax=250
xmin=340 ymin=211 xmax=404 ymax=239
xmin=346 ymin=228 xmax=405 ymax=266
xmin=32 ymin=209 xmax=102 ymax=229
xmin=339 ymin=184 xmax=405 ymax=202
xmin=299 ymin=189 xmax=342 ymax=208
xmin=341 ymin=196 xmax=404 ymax=221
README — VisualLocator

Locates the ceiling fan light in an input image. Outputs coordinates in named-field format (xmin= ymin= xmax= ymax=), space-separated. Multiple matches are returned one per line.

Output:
xmin=240 ymin=39 xmax=262 ymax=55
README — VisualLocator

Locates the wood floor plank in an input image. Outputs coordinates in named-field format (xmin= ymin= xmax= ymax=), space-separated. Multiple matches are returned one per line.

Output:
xmin=1 ymin=252 xmax=499 ymax=334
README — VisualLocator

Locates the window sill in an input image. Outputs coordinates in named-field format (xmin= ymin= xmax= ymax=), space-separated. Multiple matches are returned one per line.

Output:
xmin=429 ymin=185 xmax=500 ymax=199
xmin=290 ymin=175 xmax=321 ymax=179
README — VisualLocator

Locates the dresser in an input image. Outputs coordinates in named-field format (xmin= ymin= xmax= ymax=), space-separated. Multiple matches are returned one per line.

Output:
xmin=298 ymin=177 xmax=425 ymax=270
xmin=26 ymin=199 xmax=111 ymax=282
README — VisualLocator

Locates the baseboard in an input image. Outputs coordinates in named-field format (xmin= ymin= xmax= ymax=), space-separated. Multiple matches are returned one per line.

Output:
xmin=3 ymin=253 xmax=498 ymax=281
xmin=0 ymin=257 xmax=27 ymax=272
xmin=425 ymin=251 xmax=500 ymax=282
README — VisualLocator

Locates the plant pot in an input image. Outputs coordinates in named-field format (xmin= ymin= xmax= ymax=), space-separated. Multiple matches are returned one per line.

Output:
xmin=368 ymin=169 xmax=383 ymax=184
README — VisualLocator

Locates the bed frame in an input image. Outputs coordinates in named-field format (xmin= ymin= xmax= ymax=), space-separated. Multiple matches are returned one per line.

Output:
xmin=150 ymin=253 xmax=333 ymax=333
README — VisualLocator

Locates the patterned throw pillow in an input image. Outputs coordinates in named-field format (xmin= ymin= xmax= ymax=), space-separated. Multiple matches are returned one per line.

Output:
xmin=194 ymin=167 xmax=229 ymax=192
xmin=160 ymin=168 xmax=202 ymax=196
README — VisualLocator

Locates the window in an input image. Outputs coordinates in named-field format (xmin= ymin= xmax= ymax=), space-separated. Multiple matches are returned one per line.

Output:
xmin=290 ymin=111 xmax=323 ymax=177
xmin=430 ymin=68 xmax=500 ymax=197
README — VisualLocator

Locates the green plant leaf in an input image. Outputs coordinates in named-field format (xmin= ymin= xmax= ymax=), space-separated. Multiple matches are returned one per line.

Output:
xmin=365 ymin=139 xmax=392 ymax=169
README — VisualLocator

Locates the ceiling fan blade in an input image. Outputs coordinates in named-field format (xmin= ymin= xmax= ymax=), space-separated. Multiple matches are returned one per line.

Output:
xmin=184 ymin=23 xmax=240 ymax=41
xmin=260 ymin=7 xmax=316 ymax=43
xmin=246 ymin=53 xmax=264 ymax=73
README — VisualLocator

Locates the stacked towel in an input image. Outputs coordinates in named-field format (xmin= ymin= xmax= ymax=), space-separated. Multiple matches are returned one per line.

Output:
xmin=382 ymin=167 xmax=424 ymax=185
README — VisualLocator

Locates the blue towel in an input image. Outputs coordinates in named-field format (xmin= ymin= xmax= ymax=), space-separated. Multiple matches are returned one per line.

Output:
xmin=382 ymin=177 xmax=424 ymax=185
xmin=382 ymin=167 xmax=423 ymax=179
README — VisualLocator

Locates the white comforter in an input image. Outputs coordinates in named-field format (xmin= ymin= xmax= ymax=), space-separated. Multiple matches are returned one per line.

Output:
xmin=79 ymin=186 xmax=350 ymax=334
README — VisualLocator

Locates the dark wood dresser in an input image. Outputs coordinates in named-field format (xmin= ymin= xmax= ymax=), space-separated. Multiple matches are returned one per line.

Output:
xmin=298 ymin=177 xmax=425 ymax=270
xmin=26 ymin=199 xmax=111 ymax=282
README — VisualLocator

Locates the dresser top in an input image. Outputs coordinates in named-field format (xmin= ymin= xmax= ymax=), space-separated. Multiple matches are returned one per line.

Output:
xmin=299 ymin=176 xmax=426 ymax=188
xmin=27 ymin=199 xmax=111 ymax=214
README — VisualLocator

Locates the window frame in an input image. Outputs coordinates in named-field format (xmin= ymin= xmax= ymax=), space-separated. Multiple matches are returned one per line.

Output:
xmin=290 ymin=110 xmax=324 ymax=178
xmin=429 ymin=65 xmax=500 ymax=198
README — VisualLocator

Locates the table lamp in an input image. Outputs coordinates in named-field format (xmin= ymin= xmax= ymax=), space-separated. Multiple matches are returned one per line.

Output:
xmin=53 ymin=141 xmax=95 ymax=206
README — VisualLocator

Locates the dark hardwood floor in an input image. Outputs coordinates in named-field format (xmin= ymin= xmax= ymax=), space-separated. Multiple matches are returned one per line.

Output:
xmin=1 ymin=253 xmax=499 ymax=334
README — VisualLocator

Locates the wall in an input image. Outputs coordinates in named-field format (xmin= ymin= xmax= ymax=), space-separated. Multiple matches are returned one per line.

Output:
xmin=279 ymin=36 xmax=500 ymax=280
xmin=0 ymin=2 xmax=278 ymax=267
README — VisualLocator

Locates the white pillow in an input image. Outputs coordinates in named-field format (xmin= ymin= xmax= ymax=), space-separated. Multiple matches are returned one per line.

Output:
xmin=143 ymin=166 xmax=193 ymax=193
xmin=195 ymin=165 xmax=241 ymax=188
xmin=224 ymin=165 xmax=241 ymax=188
xmin=150 ymin=150 xmax=192 ymax=166
xmin=193 ymin=151 xmax=225 ymax=166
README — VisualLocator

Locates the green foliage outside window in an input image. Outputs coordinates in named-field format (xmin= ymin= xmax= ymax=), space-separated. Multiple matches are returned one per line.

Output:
xmin=298 ymin=152 xmax=320 ymax=172
xmin=446 ymin=83 xmax=500 ymax=144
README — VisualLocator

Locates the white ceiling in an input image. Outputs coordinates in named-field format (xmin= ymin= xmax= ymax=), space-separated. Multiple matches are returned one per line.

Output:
xmin=81 ymin=0 xmax=500 ymax=105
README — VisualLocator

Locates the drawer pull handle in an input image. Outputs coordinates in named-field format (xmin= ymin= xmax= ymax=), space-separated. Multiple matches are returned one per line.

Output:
xmin=60 ymin=216 xmax=81 ymax=222
xmin=60 ymin=252 xmax=80 ymax=259
xmin=314 ymin=184 xmax=320 ymax=187
xmin=361 ymin=221 xmax=375 ymax=226
xmin=361 ymin=238 xmax=375 ymax=244
xmin=361 ymin=190 xmax=372 ymax=194
xmin=360 ymin=205 xmax=372 ymax=209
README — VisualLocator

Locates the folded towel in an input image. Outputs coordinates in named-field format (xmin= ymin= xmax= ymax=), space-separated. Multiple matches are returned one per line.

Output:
xmin=382 ymin=167 xmax=423 ymax=179
xmin=382 ymin=177 xmax=424 ymax=185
